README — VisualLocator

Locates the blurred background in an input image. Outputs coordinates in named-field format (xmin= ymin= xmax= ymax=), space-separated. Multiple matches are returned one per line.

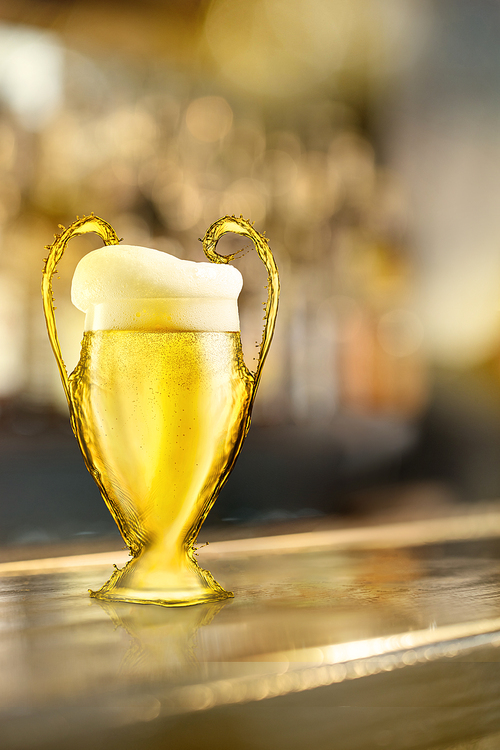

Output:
xmin=1 ymin=0 xmax=500 ymax=550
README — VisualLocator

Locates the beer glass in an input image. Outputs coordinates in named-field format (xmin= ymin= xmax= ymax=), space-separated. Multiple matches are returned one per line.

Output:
xmin=42 ymin=214 xmax=279 ymax=607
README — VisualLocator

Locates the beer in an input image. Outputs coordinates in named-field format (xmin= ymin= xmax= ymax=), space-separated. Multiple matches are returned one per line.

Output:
xmin=69 ymin=329 xmax=252 ymax=604
xmin=69 ymin=243 xmax=251 ymax=605
xmin=42 ymin=214 xmax=279 ymax=607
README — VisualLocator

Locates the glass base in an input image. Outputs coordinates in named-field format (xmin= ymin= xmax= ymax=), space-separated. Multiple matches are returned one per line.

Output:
xmin=90 ymin=552 xmax=233 ymax=608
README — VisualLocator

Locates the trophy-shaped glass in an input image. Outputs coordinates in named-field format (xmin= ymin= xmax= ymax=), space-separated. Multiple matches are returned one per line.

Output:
xmin=42 ymin=215 xmax=279 ymax=607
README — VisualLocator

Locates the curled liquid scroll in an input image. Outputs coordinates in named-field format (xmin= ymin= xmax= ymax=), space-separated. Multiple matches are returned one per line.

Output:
xmin=42 ymin=214 xmax=279 ymax=607
xmin=42 ymin=215 xmax=120 ymax=424
xmin=202 ymin=215 xmax=280 ymax=425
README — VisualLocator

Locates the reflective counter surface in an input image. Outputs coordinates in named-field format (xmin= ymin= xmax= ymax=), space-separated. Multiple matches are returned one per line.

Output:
xmin=2 ymin=507 xmax=500 ymax=750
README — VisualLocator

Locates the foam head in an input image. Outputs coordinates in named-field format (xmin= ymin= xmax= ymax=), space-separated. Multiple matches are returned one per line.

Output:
xmin=71 ymin=245 xmax=243 ymax=332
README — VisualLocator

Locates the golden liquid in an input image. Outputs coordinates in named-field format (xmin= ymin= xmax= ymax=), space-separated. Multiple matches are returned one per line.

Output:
xmin=69 ymin=330 xmax=253 ymax=604
xmin=42 ymin=213 xmax=279 ymax=607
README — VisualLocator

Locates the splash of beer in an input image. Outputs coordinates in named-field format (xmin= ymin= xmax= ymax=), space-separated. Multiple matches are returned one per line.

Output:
xmin=42 ymin=214 xmax=279 ymax=607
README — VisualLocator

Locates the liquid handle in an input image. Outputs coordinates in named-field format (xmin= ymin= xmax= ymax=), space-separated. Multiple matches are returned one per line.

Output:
xmin=41 ymin=214 xmax=120 ymax=418
xmin=202 ymin=215 xmax=280 ymax=409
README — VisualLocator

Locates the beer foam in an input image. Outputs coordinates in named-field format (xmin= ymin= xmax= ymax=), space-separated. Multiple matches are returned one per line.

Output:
xmin=71 ymin=245 xmax=243 ymax=332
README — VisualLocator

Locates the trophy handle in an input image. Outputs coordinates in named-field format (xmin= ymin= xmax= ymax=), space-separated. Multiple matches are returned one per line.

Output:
xmin=41 ymin=214 xmax=120 ymax=416
xmin=202 ymin=216 xmax=280 ymax=394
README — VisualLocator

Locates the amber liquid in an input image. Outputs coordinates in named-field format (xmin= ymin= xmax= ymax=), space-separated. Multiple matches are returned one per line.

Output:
xmin=69 ymin=330 xmax=253 ymax=605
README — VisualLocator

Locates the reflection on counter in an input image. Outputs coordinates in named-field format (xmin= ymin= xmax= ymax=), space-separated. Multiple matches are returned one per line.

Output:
xmin=97 ymin=599 xmax=228 ymax=678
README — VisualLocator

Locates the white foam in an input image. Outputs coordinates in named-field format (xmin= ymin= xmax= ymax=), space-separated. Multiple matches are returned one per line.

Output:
xmin=71 ymin=245 xmax=243 ymax=332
